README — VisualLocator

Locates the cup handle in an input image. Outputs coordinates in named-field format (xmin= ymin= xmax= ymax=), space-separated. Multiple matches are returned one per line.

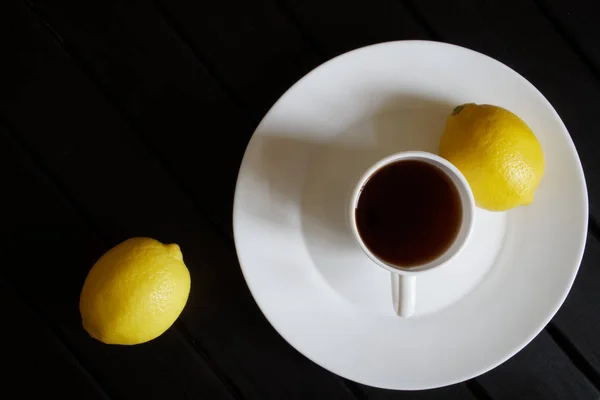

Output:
xmin=391 ymin=273 xmax=416 ymax=317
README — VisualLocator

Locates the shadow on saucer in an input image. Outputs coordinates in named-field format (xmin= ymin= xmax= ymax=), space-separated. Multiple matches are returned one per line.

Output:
xmin=247 ymin=95 xmax=455 ymax=297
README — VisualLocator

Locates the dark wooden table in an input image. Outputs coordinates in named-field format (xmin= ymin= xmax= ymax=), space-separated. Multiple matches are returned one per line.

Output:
xmin=2 ymin=0 xmax=600 ymax=399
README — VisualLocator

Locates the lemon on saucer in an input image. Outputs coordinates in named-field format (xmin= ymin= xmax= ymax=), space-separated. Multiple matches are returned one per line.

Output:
xmin=440 ymin=103 xmax=545 ymax=211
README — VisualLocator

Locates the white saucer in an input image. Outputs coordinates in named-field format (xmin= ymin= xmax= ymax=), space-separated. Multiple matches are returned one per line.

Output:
xmin=233 ymin=41 xmax=588 ymax=390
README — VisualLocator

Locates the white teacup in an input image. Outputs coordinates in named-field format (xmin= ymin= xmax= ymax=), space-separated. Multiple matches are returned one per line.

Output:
xmin=348 ymin=151 xmax=475 ymax=318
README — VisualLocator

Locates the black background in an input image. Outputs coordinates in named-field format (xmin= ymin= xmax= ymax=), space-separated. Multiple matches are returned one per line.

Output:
xmin=1 ymin=0 xmax=600 ymax=399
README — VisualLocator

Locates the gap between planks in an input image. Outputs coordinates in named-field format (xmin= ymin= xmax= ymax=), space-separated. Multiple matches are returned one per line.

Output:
xmin=22 ymin=0 xmax=235 ymax=243
xmin=152 ymin=0 xmax=258 ymax=125
xmin=546 ymin=321 xmax=600 ymax=392
xmin=400 ymin=0 xmax=441 ymax=40
xmin=532 ymin=0 xmax=600 ymax=84
xmin=543 ymin=216 xmax=600 ymax=394
xmin=0 ymin=123 xmax=115 ymax=400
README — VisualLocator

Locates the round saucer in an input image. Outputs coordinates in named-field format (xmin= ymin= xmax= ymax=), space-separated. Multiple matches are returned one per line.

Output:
xmin=233 ymin=41 xmax=588 ymax=390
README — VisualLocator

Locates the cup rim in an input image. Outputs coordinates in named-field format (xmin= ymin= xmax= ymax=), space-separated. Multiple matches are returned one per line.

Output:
xmin=348 ymin=151 xmax=475 ymax=276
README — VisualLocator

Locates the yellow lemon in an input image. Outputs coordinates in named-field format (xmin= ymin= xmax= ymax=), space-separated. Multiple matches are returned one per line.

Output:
xmin=80 ymin=237 xmax=190 ymax=345
xmin=439 ymin=103 xmax=544 ymax=211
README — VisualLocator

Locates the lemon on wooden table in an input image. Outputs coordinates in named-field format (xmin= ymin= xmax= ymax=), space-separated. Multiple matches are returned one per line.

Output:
xmin=439 ymin=103 xmax=545 ymax=211
xmin=80 ymin=237 xmax=190 ymax=345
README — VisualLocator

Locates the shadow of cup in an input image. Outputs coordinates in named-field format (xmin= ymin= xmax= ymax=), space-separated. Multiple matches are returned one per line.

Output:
xmin=244 ymin=95 xmax=455 ymax=308
xmin=300 ymin=97 xmax=455 ymax=305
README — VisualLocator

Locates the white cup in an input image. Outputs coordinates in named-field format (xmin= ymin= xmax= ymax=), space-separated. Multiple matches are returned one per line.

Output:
xmin=348 ymin=151 xmax=475 ymax=318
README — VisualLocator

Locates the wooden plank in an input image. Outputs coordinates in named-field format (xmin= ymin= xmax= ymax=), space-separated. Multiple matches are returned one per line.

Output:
xmin=406 ymin=0 xmax=600 ymax=218
xmin=20 ymin=0 xmax=254 ymax=235
xmin=352 ymin=329 xmax=600 ymax=400
xmin=155 ymin=0 xmax=321 ymax=117
xmin=357 ymin=383 xmax=477 ymax=400
xmin=0 ymin=2 xmax=355 ymax=399
xmin=22 ymin=0 xmax=322 ymax=234
xmin=551 ymin=232 xmax=600 ymax=387
xmin=0 ymin=128 xmax=236 ymax=400
xmin=279 ymin=0 xmax=428 ymax=57
xmin=536 ymin=0 xmax=600 ymax=193
xmin=531 ymin=0 xmax=600 ymax=73
xmin=0 ymin=279 xmax=108 ymax=400
xmin=475 ymin=331 xmax=598 ymax=399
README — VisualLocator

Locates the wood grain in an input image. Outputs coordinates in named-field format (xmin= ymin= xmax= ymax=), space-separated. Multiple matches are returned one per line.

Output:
xmin=21 ymin=0 xmax=254 ymax=236
xmin=475 ymin=331 xmax=598 ymax=399
xmin=551 ymin=233 xmax=600 ymax=388
xmin=0 ymin=279 xmax=108 ymax=400
xmin=357 ymin=384 xmax=477 ymax=400
xmin=534 ymin=0 xmax=600 ymax=203
xmin=156 ymin=0 xmax=321 ymax=117
xmin=279 ymin=0 xmax=427 ymax=57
